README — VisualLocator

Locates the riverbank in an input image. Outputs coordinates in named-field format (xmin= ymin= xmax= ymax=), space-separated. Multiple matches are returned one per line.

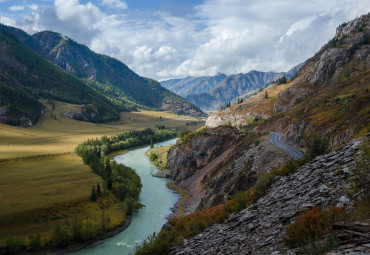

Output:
xmin=50 ymin=216 xmax=131 ymax=255
xmin=67 ymin=138 xmax=180 ymax=255
xmin=145 ymin=141 xmax=189 ymax=217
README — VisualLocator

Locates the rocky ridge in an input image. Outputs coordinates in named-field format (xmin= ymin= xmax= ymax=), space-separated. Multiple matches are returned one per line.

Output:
xmin=170 ymin=134 xmax=369 ymax=255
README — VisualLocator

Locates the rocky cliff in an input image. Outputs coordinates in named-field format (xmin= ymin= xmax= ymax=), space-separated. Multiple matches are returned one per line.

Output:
xmin=166 ymin=126 xmax=293 ymax=213
xmin=170 ymin=134 xmax=369 ymax=255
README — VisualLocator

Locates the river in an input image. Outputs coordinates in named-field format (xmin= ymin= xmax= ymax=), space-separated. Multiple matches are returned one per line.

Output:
xmin=70 ymin=138 xmax=179 ymax=255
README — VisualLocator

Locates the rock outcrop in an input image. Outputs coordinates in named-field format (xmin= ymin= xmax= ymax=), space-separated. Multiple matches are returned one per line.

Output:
xmin=167 ymin=127 xmax=245 ymax=182
xmin=307 ymin=15 xmax=370 ymax=85
xmin=199 ymin=139 xmax=291 ymax=209
xmin=167 ymin=127 xmax=296 ymax=213
xmin=170 ymin=135 xmax=369 ymax=255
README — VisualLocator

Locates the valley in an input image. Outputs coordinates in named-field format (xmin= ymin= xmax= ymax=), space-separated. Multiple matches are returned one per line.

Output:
xmin=0 ymin=99 xmax=203 ymax=247
xmin=0 ymin=2 xmax=369 ymax=255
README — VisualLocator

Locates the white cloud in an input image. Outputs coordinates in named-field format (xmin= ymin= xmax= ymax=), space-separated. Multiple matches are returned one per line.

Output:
xmin=29 ymin=4 xmax=39 ymax=11
xmin=6 ymin=0 xmax=370 ymax=81
xmin=101 ymin=0 xmax=127 ymax=9
xmin=9 ymin=5 xmax=25 ymax=11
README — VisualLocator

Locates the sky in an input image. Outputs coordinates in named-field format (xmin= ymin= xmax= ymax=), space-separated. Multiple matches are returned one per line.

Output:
xmin=1 ymin=0 xmax=370 ymax=81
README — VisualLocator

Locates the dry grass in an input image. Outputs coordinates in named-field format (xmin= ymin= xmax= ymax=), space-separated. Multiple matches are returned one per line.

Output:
xmin=146 ymin=145 xmax=172 ymax=170
xmin=216 ymin=82 xmax=294 ymax=119
xmin=0 ymin=99 xmax=203 ymax=244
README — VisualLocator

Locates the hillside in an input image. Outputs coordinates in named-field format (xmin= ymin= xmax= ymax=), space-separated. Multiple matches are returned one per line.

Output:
xmin=4 ymin=26 xmax=204 ymax=117
xmin=135 ymin=14 xmax=370 ymax=255
xmin=206 ymin=14 xmax=370 ymax=148
xmin=0 ymin=24 xmax=122 ymax=126
xmin=161 ymin=65 xmax=302 ymax=111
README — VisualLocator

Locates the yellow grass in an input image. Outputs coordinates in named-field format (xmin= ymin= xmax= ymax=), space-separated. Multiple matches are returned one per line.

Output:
xmin=146 ymin=145 xmax=172 ymax=170
xmin=0 ymin=153 xmax=99 ymax=216
xmin=0 ymin=99 xmax=203 ymax=244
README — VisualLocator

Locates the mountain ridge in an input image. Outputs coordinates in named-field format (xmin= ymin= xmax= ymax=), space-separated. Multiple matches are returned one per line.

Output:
xmin=0 ymin=24 xmax=205 ymax=126
xmin=0 ymin=24 xmax=122 ymax=126
xmin=161 ymin=64 xmax=302 ymax=111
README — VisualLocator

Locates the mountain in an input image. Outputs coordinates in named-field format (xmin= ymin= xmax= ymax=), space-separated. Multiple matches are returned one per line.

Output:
xmin=206 ymin=13 xmax=370 ymax=148
xmin=161 ymin=73 xmax=227 ymax=98
xmin=0 ymin=25 xmax=122 ymax=126
xmin=5 ymin=28 xmax=204 ymax=117
xmin=161 ymin=66 xmax=302 ymax=111
xmin=135 ymin=13 xmax=370 ymax=255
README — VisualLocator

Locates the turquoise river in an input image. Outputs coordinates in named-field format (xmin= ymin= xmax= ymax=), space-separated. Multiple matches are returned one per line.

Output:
xmin=70 ymin=138 xmax=179 ymax=255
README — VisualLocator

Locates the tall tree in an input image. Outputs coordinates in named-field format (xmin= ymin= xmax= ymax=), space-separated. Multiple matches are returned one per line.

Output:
xmin=97 ymin=182 xmax=101 ymax=196
xmin=90 ymin=185 xmax=97 ymax=202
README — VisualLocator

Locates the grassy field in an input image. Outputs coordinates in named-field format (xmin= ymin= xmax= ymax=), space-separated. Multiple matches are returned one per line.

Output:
xmin=0 ymin=100 xmax=204 ymax=244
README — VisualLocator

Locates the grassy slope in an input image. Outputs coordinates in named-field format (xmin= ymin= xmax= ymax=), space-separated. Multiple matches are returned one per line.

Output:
xmin=0 ymin=100 xmax=203 ymax=244
xmin=146 ymin=145 xmax=172 ymax=170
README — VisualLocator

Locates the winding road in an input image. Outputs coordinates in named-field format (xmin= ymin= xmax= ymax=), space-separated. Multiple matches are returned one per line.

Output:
xmin=269 ymin=132 xmax=303 ymax=159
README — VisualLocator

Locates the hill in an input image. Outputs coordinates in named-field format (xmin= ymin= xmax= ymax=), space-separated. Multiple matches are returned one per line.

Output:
xmin=0 ymin=24 xmax=122 ymax=126
xmin=4 ymin=26 xmax=205 ymax=117
xmin=206 ymin=14 xmax=370 ymax=148
xmin=161 ymin=65 xmax=302 ymax=111
xmin=135 ymin=13 xmax=370 ymax=255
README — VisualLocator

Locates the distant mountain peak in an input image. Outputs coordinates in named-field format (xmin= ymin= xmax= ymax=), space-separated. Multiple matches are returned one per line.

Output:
xmin=161 ymin=64 xmax=302 ymax=111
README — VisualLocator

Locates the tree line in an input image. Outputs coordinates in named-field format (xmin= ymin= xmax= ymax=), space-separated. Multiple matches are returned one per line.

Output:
xmin=75 ymin=127 xmax=177 ymax=213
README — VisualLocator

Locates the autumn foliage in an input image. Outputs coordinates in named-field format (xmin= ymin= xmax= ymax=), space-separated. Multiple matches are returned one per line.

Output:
xmin=284 ymin=207 xmax=346 ymax=247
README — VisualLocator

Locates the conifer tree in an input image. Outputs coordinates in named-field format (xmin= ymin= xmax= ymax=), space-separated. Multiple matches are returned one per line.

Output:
xmin=97 ymin=182 xmax=101 ymax=196
xmin=90 ymin=185 xmax=97 ymax=201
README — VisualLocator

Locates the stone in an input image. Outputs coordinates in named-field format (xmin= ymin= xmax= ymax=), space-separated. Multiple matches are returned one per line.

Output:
xmin=170 ymin=135 xmax=369 ymax=255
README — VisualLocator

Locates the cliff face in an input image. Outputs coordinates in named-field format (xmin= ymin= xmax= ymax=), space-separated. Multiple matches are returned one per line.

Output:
xmin=170 ymin=134 xmax=369 ymax=255
xmin=166 ymin=126 xmax=293 ymax=213
xmin=167 ymin=127 xmax=247 ymax=182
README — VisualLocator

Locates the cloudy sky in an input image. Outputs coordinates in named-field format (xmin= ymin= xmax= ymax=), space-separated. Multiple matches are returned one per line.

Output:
xmin=1 ymin=0 xmax=370 ymax=81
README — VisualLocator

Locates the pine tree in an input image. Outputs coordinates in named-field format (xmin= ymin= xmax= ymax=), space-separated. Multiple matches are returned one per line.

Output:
xmin=90 ymin=185 xmax=97 ymax=201
xmin=106 ymin=177 xmax=113 ymax=190
xmin=150 ymin=139 xmax=154 ymax=148
xmin=97 ymin=182 xmax=101 ymax=196
xmin=265 ymin=91 xmax=268 ymax=99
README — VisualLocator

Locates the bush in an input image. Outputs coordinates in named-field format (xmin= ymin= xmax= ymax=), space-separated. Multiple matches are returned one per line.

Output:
xmin=27 ymin=233 xmax=41 ymax=251
xmin=52 ymin=224 xmax=70 ymax=247
xmin=135 ymin=204 xmax=229 ymax=255
xmin=6 ymin=236 xmax=25 ymax=253
xmin=306 ymin=135 xmax=330 ymax=160
xmin=149 ymin=152 xmax=158 ymax=162
xmin=283 ymin=207 xmax=346 ymax=248
xmin=351 ymin=140 xmax=370 ymax=196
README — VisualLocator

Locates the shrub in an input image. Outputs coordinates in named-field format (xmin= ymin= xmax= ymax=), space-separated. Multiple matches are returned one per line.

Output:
xmin=149 ymin=152 xmax=158 ymax=162
xmin=135 ymin=204 xmax=229 ymax=255
xmin=52 ymin=224 xmax=70 ymax=247
xmin=284 ymin=207 xmax=346 ymax=248
xmin=224 ymin=187 xmax=261 ymax=213
xmin=6 ymin=236 xmax=25 ymax=253
xmin=306 ymin=135 xmax=330 ymax=160
xmin=27 ymin=233 xmax=41 ymax=251
xmin=351 ymin=140 xmax=370 ymax=196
